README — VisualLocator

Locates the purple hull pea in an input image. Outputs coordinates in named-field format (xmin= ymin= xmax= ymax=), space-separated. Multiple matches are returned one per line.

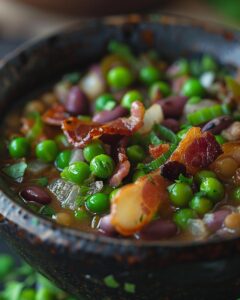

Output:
xmin=93 ymin=105 xmax=128 ymax=123
xmin=98 ymin=215 xmax=117 ymax=236
xmin=139 ymin=219 xmax=178 ymax=240
xmin=20 ymin=186 xmax=52 ymax=205
xmin=156 ymin=96 xmax=188 ymax=118
xmin=65 ymin=86 xmax=89 ymax=115
xmin=161 ymin=118 xmax=180 ymax=133
xmin=204 ymin=210 xmax=230 ymax=232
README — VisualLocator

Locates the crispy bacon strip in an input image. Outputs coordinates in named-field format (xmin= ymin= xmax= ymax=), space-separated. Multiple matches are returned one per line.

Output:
xmin=149 ymin=143 xmax=170 ymax=159
xmin=109 ymin=144 xmax=130 ymax=188
xmin=62 ymin=101 xmax=145 ymax=148
xmin=170 ymin=127 xmax=222 ymax=174
xmin=42 ymin=104 xmax=70 ymax=126
xmin=110 ymin=172 xmax=170 ymax=236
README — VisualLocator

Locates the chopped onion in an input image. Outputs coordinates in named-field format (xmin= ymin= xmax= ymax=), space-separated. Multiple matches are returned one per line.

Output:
xmin=138 ymin=104 xmax=163 ymax=134
xmin=200 ymin=72 xmax=215 ymax=89
xmin=27 ymin=160 xmax=49 ymax=175
xmin=80 ymin=65 xmax=105 ymax=100
xmin=188 ymin=219 xmax=209 ymax=240
xmin=48 ymin=179 xmax=80 ymax=210
xmin=69 ymin=149 xmax=84 ymax=164
xmin=88 ymin=181 xmax=104 ymax=195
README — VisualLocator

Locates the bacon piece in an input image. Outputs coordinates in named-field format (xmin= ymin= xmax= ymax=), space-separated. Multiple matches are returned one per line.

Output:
xmin=42 ymin=104 xmax=70 ymax=126
xmin=110 ymin=172 xmax=170 ymax=236
xmin=109 ymin=138 xmax=131 ymax=187
xmin=170 ymin=127 xmax=222 ymax=174
xmin=62 ymin=101 xmax=145 ymax=148
xmin=149 ymin=143 xmax=170 ymax=159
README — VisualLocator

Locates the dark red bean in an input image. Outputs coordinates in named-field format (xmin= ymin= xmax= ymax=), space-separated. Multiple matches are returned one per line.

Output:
xmin=204 ymin=210 xmax=230 ymax=232
xmin=156 ymin=96 xmax=188 ymax=118
xmin=93 ymin=105 xmax=128 ymax=123
xmin=65 ymin=86 xmax=89 ymax=115
xmin=98 ymin=215 xmax=117 ymax=236
xmin=20 ymin=186 xmax=52 ymax=205
xmin=161 ymin=118 xmax=180 ymax=133
xmin=139 ymin=219 xmax=177 ymax=240
xmin=202 ymin=116 xmax=233 ymax=135
xmin=160 ymin=161 xmax=187 ymax=181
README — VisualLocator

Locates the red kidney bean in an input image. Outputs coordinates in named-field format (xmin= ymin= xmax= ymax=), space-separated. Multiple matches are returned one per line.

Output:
xmin=20 ymin=186 xmax=52 ymax=205
xmin=156 ymin=96 xmax=188 ymax=118
xmin=139 ymin=219 xmax=177 ymax=240
xmin=201 ymin=116 xmax=233 ymax=135
xmin=161 ymin=118 xmax=180 ymax=133
xmin=65 ymin=86 xmax=89 ymax=115
xmin=98 ymin=215 xmax=117 ymax=236
xmin=204 ymin=210 xmax=230 ymax=232
xmin=93 ymin=105 xmax=128 ymax=123
xmin=160 ymin=161 xmax=187 ymax=181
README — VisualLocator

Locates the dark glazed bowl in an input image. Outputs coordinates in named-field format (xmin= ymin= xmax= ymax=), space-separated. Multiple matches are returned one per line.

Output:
xmin=0 ymin=14 xmax=240 ymax=300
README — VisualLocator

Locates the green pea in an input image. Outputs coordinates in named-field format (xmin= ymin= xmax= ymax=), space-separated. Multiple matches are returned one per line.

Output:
xmin=20 ymin=289 xmax=36 ymax=300
xmin=173 ymin=208 xmax=197 ymax=229
xmin=0 ymin=255 xmax=14 ymax=278
xmin=126 ymin=145 xmax=146 ymax=163
xmin=187 ymin=96 xmax=202 ymax=104
xmin=36 ymin=140 xmax=58 ymax=163
xmin=181 ymin=78 xmax=205 ymax=98
xmin=121 ymin=90 xmax=143 ymax=109
xmin=149 ymin=81 xmax=171 ymax=99
xmin=83 ymin=141 xmax=105 ymax=162
xmin=169 ymin=182 xmax=193 ymax=207
xmin=200 ymin=177 xmax=225 ymax=202
xmin=232 ymin=187 xmax=240 ymax=202
xmin=55 ymin=150 xmax=72 ymax=170
xmin=215 ymin=135 xmax=226 ymax=145
xmin=86 ymin=193 xmax=110 ymax=213
xmin=9 ymin=137 xmax=30 ymax=158
xmin=74 ymin=208 xmax=89 ymax=220
xmin=90 ymin=154 xmax=115 ymax=179
xmin=36 ymin=288 xmax=55 ymax=300
xmin=140 ymin=66 xmax=161 ymax=85
xmin=107 ymin=66 xmax=133 ymax=89
xmin=95 ymin=94 xmax=116 ymax=112
xmin=194 ymin=170 xmax=217 ymax=185
xmin=109 ymin=188 xmax=120 ymax=201
xmin=189 ymin=196 xmax=213 ymax=215
xmin=132 ymin=169 xmax=145 ymax=181
xmin=61 ymin=161 xmax=90 ymax=184
xmin=201 ymin=55 xmax=218 ymax=72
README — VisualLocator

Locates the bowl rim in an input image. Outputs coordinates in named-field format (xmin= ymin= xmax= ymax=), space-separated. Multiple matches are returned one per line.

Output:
xmin=1 ymin=12 xmax=240 ymax=250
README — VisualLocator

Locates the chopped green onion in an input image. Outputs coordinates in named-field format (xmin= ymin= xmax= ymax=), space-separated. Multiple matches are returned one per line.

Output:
xmin=124 ymin=283 xmax=136 ymax=294
xmin=2 ymin=162 xmax=27 ymax=181
xmin=187 ymin=104 xmax=231 ymax=126
xmin=31 ymin=177 xmax=48 ymax=187
xmin=39 ymin=206 xmax=55 ymax=217
xmin=26 ymin=112 xmax=43 ymax=142
xmin=154 ymin=124 xmax=179 ymax=144
xmin=149 ymin=131 xmax=162 ymax=146
xmin=140 ymin=144 xmax=177 ymax=173
xmin=103 ymin=275 xmax=120 ymax=288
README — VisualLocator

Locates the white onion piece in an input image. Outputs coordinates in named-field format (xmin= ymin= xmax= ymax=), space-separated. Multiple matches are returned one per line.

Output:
xmin=184 ymin=99 xmax=217 ymax=115
xmin=48 ymin=179 xmax=80 ymax=210
xmin=80 ymin=66 xmax=105 ymax=100
xmin=88 ymin=181 xmax=104 ymax=195
xmin=69 ymin=149 xmax=84 ymax=164
xmin=188 ymin=219 xmax=209 ymax=240
xmin=200 ymin=72 xmax=215 ymax=89
xmin=27 ymin=160 xmax=49 ymax=175
xmin=54 ymin=81 xmax=71 ymax=103
xmin=138 ymin=104 xmax=163 ymax=134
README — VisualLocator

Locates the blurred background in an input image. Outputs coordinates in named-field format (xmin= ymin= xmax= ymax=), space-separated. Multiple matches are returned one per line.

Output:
xmin=0 ymin=0 xmax=240 ymax=299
